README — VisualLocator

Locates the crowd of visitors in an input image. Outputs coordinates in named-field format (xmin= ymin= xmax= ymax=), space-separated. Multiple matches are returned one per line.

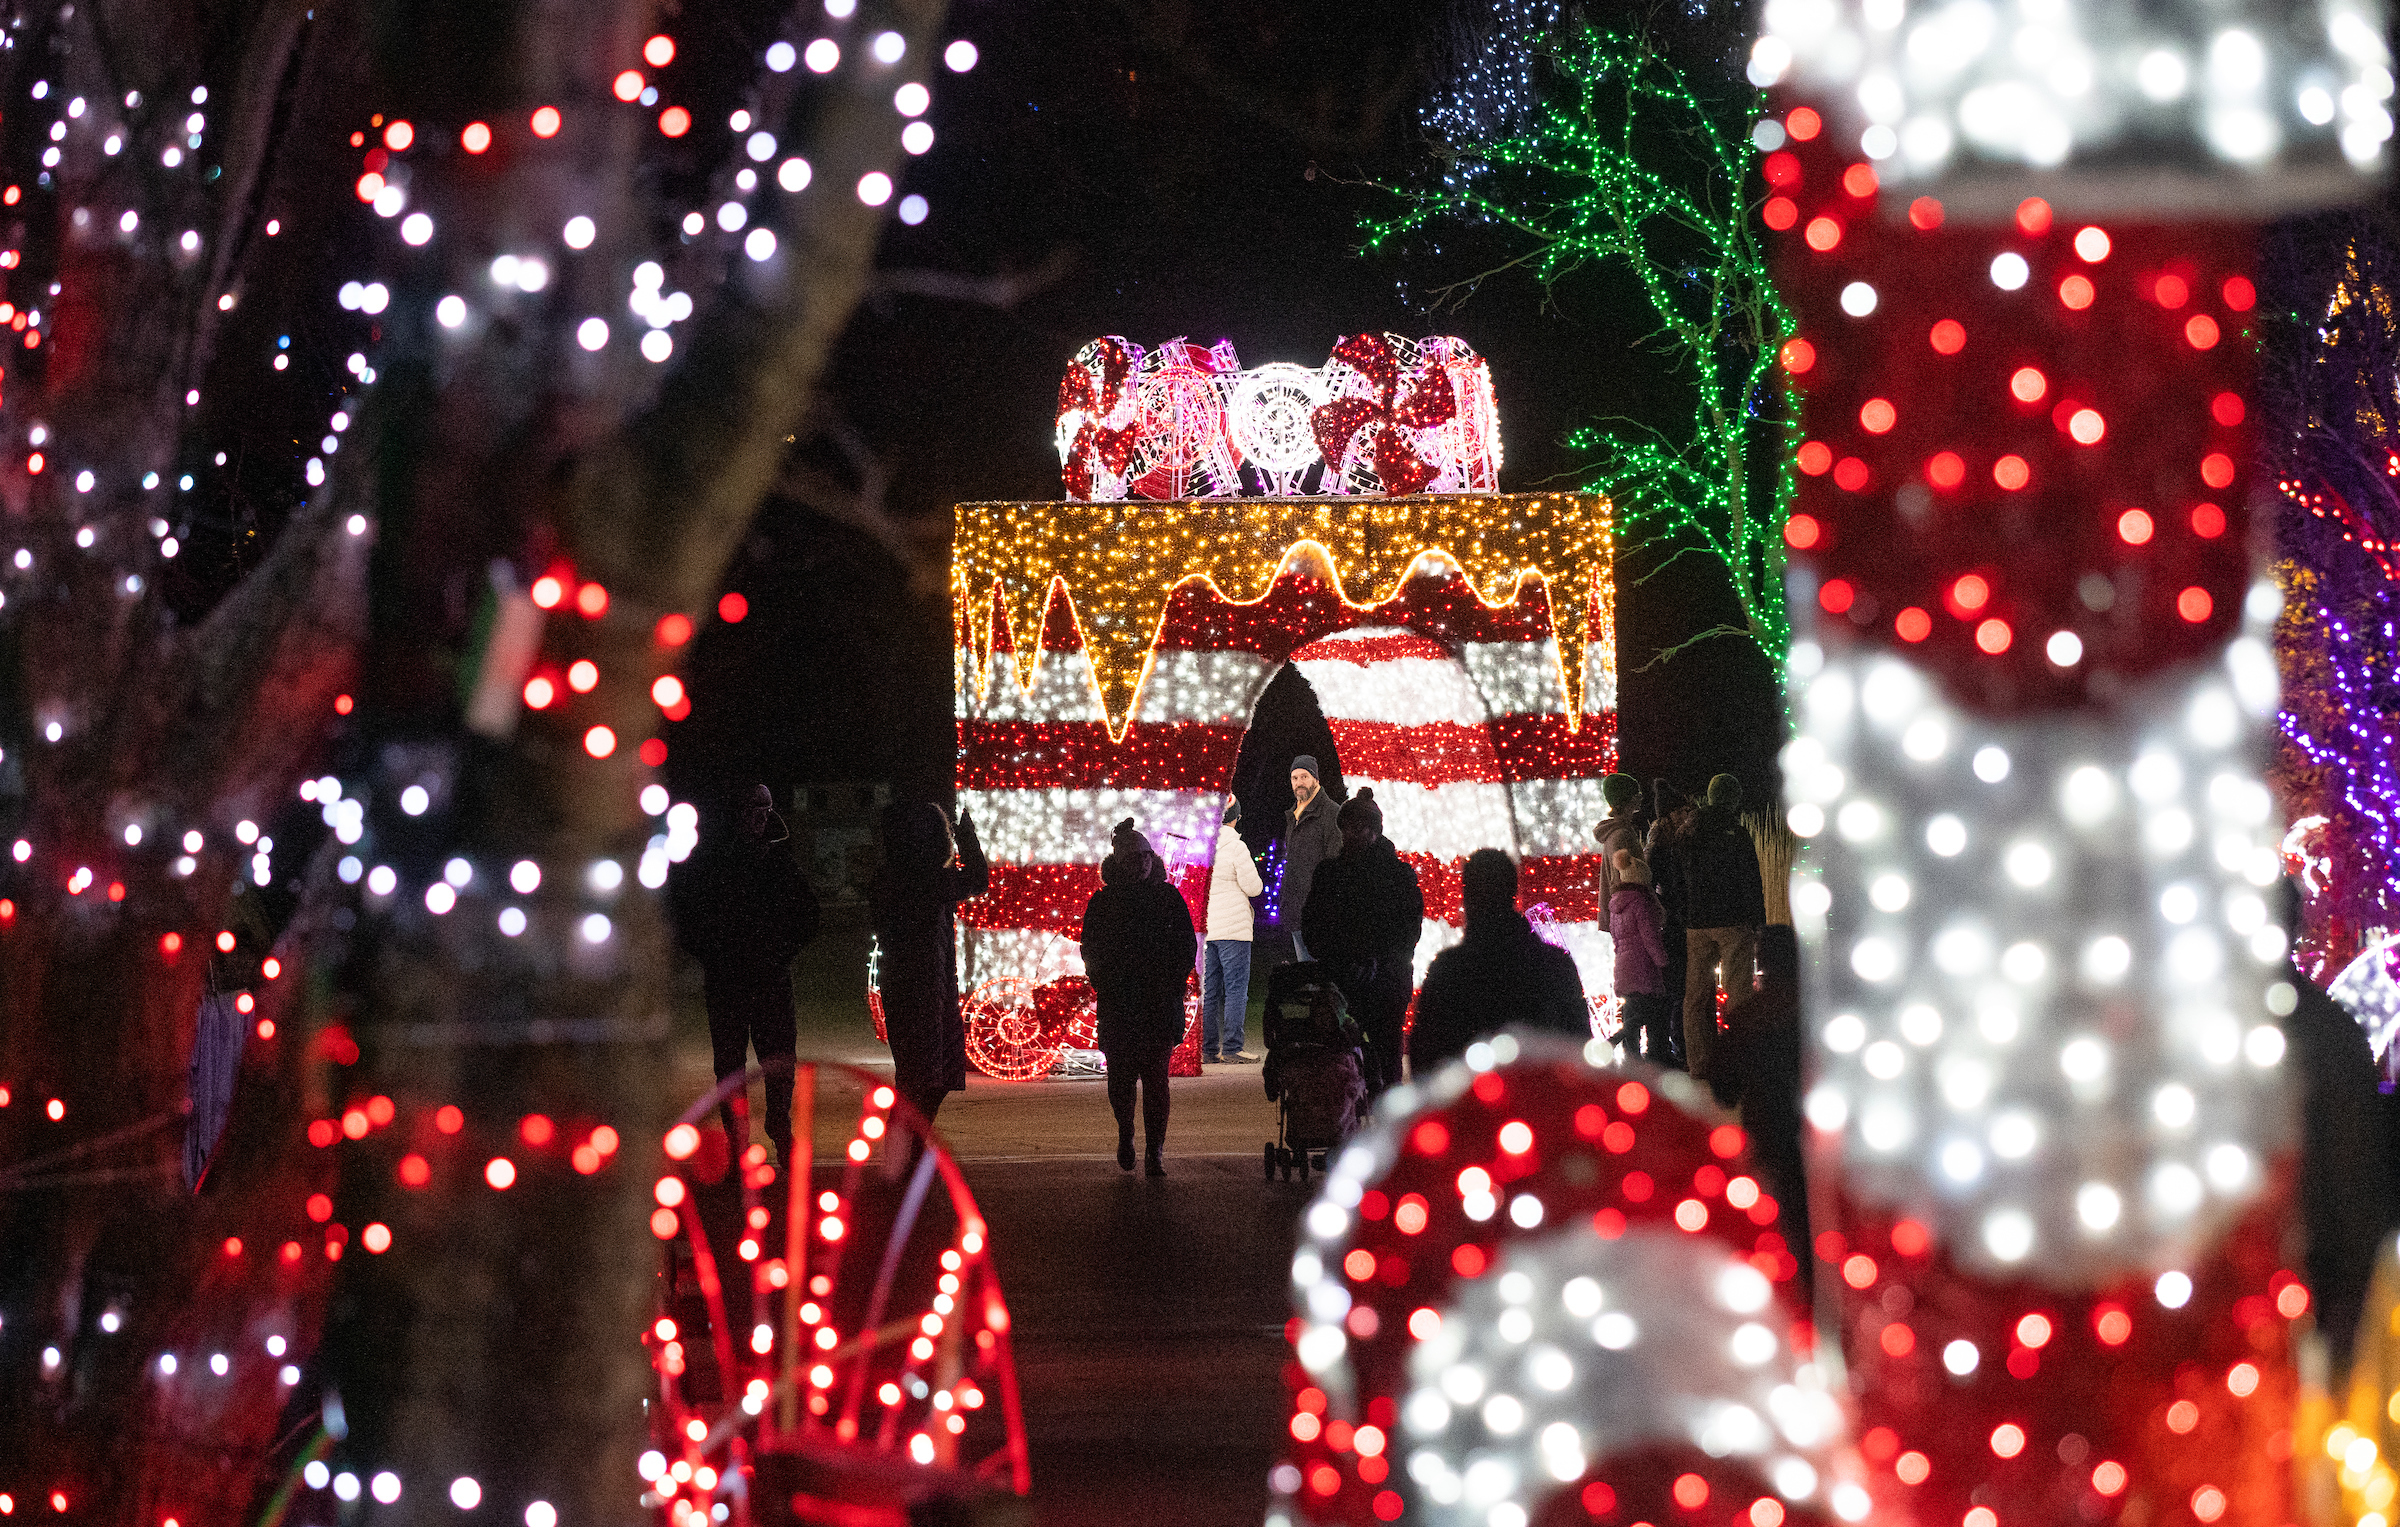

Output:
xmin=668 ymin=748 xmax=1780 ymax=1177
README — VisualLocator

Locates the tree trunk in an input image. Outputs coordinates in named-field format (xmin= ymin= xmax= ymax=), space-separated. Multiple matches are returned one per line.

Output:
xmin=0 ymin=0 xmax=949 ymax=1516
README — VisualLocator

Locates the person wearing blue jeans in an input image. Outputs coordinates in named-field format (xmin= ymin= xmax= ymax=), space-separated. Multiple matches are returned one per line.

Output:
xmin=1202 ymin=801 xmax=1265 ymax=1062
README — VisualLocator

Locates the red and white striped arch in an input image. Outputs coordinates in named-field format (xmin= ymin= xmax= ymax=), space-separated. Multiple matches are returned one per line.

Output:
xmin=953 ymin=551 xmax=1619 ymax=1048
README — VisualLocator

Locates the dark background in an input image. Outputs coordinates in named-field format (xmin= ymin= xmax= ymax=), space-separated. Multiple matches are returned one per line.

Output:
xmin=663 ymin=0 xmax=1784 ymax=813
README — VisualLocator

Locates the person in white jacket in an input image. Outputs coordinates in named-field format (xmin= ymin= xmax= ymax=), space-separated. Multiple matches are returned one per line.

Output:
xmin=1202 ymin=799 xmax=1265 ymax=1063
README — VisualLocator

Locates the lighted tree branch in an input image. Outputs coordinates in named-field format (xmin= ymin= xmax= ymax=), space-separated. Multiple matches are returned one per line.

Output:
xmin=1366 ymin=16 xmax=1794 ymax=659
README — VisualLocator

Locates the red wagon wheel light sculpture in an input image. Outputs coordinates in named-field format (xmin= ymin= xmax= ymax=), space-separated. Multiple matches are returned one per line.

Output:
xmin=642 ymin=1061 xmax=1029 ymax=1526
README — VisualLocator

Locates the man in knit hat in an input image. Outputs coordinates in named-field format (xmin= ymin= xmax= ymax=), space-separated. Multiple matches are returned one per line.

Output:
xmin=1279 ymin=754 xmax=1344 ymax=963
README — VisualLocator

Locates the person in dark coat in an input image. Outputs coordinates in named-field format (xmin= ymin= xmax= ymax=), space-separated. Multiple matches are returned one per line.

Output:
xmin=870 ymin=800 xmax=988 ymax=1135
xmin=1680 ymin=774 xmax=1766 ymax=1082
xmin=670 ymin=784 xmax=822 ymax=1161
xmin=1409 ymin=849 xmax=1589 ymax=1073
xmin=1301 ymin=790 xmax=1424 ymax=1091
xmin=1279 ymin=754 xmax=1345 ymax=962
xmin=1591 ymin=773 xmax=1646 ymax=935
xmin=1079 ymin=820 xmax=1198 ymax=1175
xmin=1609 ymin=846 xmax=1678 ymax=1067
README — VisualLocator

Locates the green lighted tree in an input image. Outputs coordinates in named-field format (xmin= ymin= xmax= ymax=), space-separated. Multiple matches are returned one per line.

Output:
xmin=1369 ymin=13 xmax=1793 ymax=662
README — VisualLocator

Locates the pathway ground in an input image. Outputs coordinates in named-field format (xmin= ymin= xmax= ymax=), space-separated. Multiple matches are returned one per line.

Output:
xmin=673 ymin=903 xmax=1306 ymax=1525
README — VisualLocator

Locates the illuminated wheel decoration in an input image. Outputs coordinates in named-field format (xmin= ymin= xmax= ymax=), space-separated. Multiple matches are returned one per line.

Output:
xmin=1268 ymin=1038 xmax=1863 ymax=1527
xmin=1126 ymin=338 xmax=1244 ymax=501
xmin=1230 ymin=362 xmax=1333 ymax=494
xmin=1314 ymin=333 xmax=1500 ymax=499
xmin=642 ymin=1062 xmax=1029 ymax=1526
xmin=960 ymin=977 xmax=1056 ymax=1082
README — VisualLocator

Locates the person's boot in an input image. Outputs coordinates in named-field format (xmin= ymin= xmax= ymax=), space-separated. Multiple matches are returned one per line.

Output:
xmin=1144 ymin=1145 xmax=1166 ymax=1177
xmin=1117 ymin=1132 xmax=1135 ymax=1172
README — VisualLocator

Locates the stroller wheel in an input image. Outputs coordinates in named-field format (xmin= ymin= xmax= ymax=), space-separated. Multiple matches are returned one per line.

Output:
xmin=1263 ymin=1142 xmax=1277 ymax=1182
xmin=1296 ymin=1149 xmax=1311 ymax=1186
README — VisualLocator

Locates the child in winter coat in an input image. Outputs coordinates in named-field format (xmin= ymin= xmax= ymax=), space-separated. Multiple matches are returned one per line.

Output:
xmin=1610 ymin=845 xmax=1679 ymax=1068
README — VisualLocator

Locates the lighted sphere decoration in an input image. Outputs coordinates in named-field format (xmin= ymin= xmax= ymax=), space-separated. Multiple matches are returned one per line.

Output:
xmin=1264 ymin=1039 xmax=1876 ymax=1527
xmin=1748 ymin=0 xmax=2393 ymax=219
xmin=1758 ymin=0 xmax=2366 ymax=1515
xmin=1054 ymin=334 xmax=1501 ymax=501
xmin=949 ymin=486 xmax=1622 ymax=1078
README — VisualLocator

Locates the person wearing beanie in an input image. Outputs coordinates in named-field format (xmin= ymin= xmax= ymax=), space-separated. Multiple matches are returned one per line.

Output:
xmin=1591 ymin=771 xmax=1646 ymax=936
xmin=1410 ymin=848 xmax=1590 ymax=1072
xmin=1079 ymin=820 xmax=1198 ymax=1174
xmin=1201 ymin=798 xmax=1265 ymax=1062
xmin=1608 ymin=845 xmax=1678 ymax=1067
xmin=1279 ymin=754 xmax=1344 ymax=962
xmin=1681 ymin=771 xmax=1766 ymax=1087
xmin=1300 ymin=789 xmax=1424 ymax=1090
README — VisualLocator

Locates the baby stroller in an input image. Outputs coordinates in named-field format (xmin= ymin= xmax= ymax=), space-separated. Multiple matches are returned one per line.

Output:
xmin=1261 ymin=961 xmax=1370 ymax=1184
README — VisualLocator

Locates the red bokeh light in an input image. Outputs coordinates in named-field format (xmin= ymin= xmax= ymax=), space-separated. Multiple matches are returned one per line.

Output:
xmin=640 ymin=737 xmax=669 ymax=767
xmin=2058 ymin=273 xmax=2095 ymax=310
xmin=398 ymin=1153 xmax=430 ymax=1187
xmin=1993 ymin=455 xmax=2031 ymax=490
xmin=435 ymin=1104 xmax=465 ymax=1134
xmin=644 ymin=34 xmax=677 ymax=66
xmin=657 ymin=612 xmax=694 ymax=646
xmin=1796 ymin=441 xmax=1833 ymax=475
xmin=1894 ymin=607 xmax=1931 ymax=643
xmin=2118 ymin=508 xmax=2155 ymax=545
xmin=613 ymin=70 xmax=645 ymax=102
xmin=530 ymin=106 xmax=562 ymax=138
xmin=1785 ymin=107 xmax=1820 ymax=141
xmin=576 ymin=581 xmax=609 ymax=618
xmin=521 ymin=1114 xmax=556 ymax=1147
xmin=461 ymin=122 xmax=492 ymax=154
xmin=1841 ymin=162 xmax=1876 ymax=198
xmin=1762 ymin=196 xmax=1798 ymax=232
xmin=382 ymin=121 xmax=414 ymax=152
xmin=2177 ymin=586 xmax=2214 ymax=623
xmin=1925 ymin=451 xmax=1965 ymax=489
xmin=718 ymin=590 xmax=750 ymax=623
xmin=2186 ymin=313 xmax=2221 ymax=350
xmin=1928 ymin=318 xmax=1965 ymax=354
xmin=1859 ymin=398 xmax=1896 ymax=433
xmin=659 ymin=106 xmax=692 ymax=138
xmin=1804 ymin=216 xmax=1842 ymax=252
xmin=1783 ymin=514 xmax=1820 ymax=549
xmin=1779 ymin=337 xmax=1815 ymax=372
xmin=1907 ymin=196 xmax=1943 ymax=230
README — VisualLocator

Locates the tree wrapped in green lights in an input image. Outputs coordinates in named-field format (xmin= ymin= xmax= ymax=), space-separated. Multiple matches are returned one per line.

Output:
xmin=1370 ymin=12 xmax=1793 ymax=662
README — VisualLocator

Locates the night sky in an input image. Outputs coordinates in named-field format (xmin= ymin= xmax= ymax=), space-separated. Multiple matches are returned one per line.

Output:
xmin=667 ymin=0 xmax=1782 ymax=811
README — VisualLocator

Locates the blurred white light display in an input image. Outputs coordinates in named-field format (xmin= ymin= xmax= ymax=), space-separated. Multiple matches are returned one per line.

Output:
xmin=1751 ymin=0 xmax=2393 ymax=215
xmin=1789 ymin=582 xmax=2292 ymax=1281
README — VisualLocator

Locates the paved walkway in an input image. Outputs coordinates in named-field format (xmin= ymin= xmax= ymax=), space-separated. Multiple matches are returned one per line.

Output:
xmin=673 ymin=922 xmax=1307 ymax=1526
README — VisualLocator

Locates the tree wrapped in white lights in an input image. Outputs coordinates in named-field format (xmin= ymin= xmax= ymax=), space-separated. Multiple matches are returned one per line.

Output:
xmin=0 ymin=0 xmax=965 ymax=1518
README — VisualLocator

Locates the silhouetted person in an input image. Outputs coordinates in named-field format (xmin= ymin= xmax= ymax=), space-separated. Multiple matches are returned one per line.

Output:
xmin=670 ymin=784 xmax=820 ymax=1162
xmin=1203 ymin=799 xmax=1265 ymax=1062
xmin=1610 ymin=845 xmax=1678 ymax=1068
xmin=871 ymin=801 xmax=988 ymax=1135
xmin=1410 ymin=849 xmax=1588 ymax=1073
xmin=1081 ymin=820 xmax=1197 ymax=1175
xmin=1680 ymin=774 xmax=1764 ymax=1082
xmin=1648 ymin=780 xmax=1698 ymax=1023
xmin=1302 ymin=790 xmax=1423 ymax=1090
xmin=1280 ymin=754 xmax=1343 ymax=962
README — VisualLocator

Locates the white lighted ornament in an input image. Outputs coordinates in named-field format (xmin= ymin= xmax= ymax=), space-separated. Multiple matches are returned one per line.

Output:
xmin=1399 ymin=1229 xmax=1860 ymax=1524
xmin=2329 ymin=932 xmax=2400 ymax=1064
xmin=1790 ymin=582 xmax=2291 ymax=1282
xmin=1750 ymin=0 xmax=2394 ymax=216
